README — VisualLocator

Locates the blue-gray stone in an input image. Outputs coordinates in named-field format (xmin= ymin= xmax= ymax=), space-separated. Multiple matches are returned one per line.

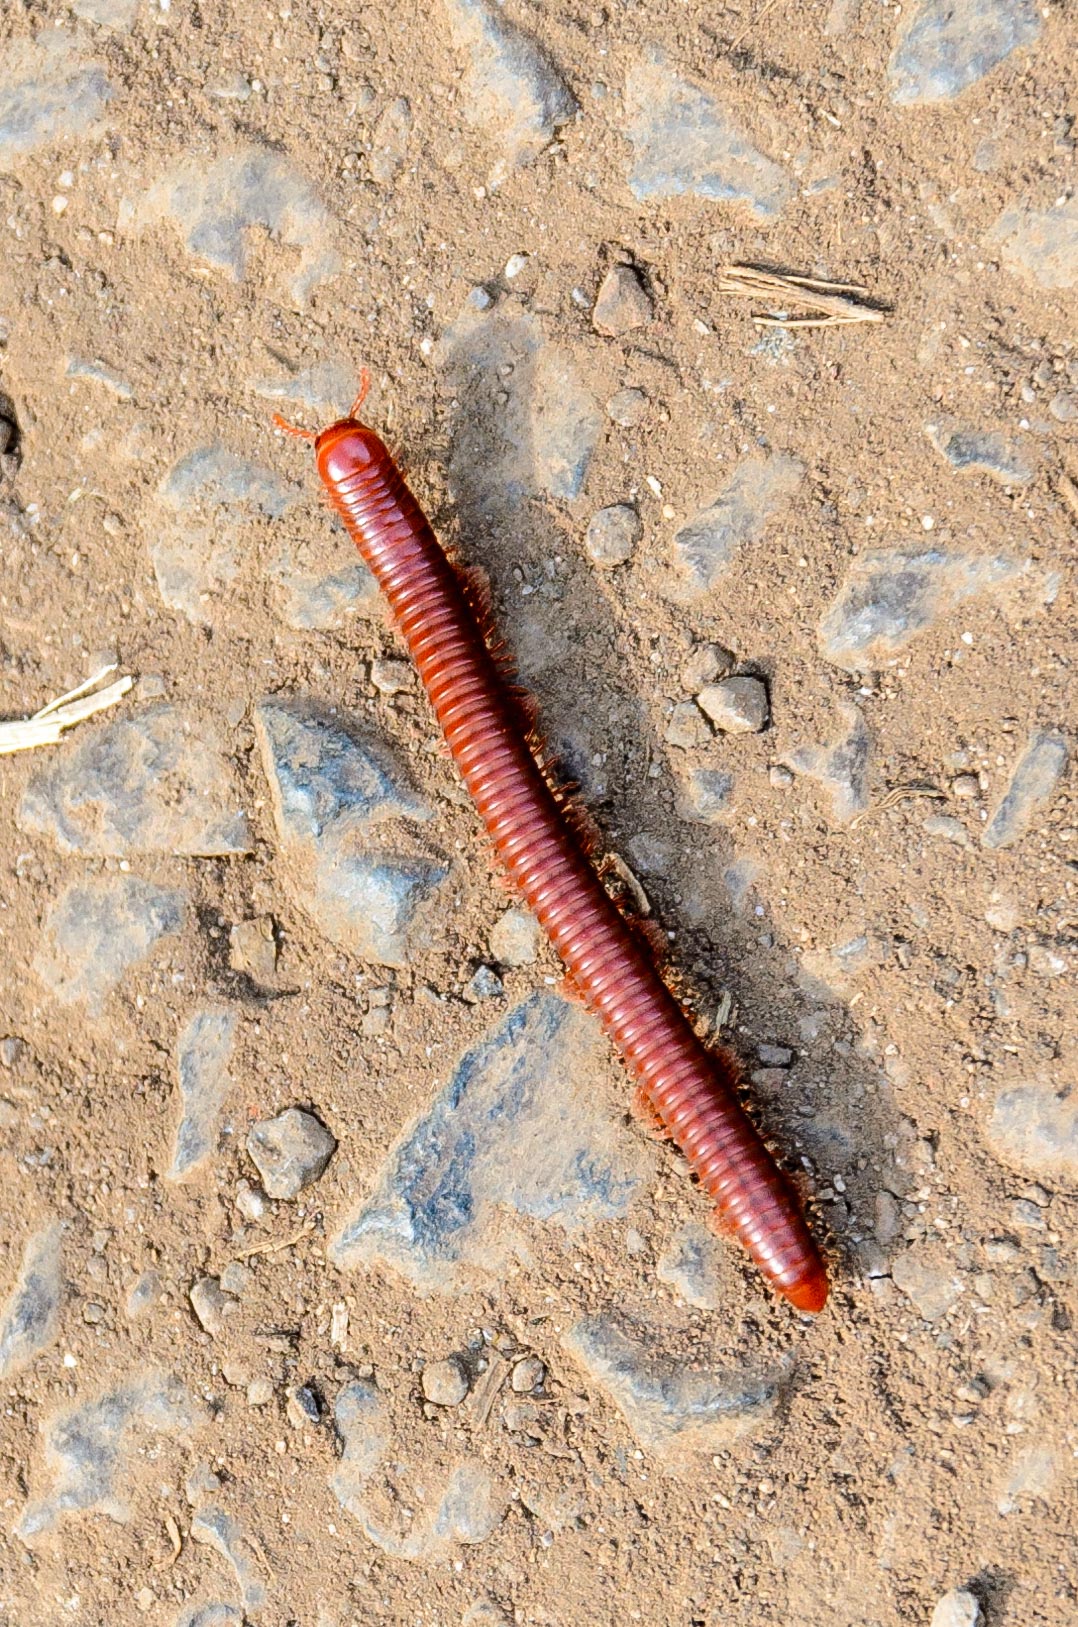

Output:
xmin=989 ymin=200 xmax=1078 ymax=291
xmin=624 ymin=49 xmax=791 ymax=217
xmin=33 ymin=876 xmax=186 ymax=1016
xmin=0 ymin=1224 xmax=63 ymax=1378
xmin=313 ymin=849 xmax=449 ymax=967
xmin=818 ymin=549 xmax=1027 ymax=672
xmin=18 ymin=705 xmax=251 ymax=857
xmin=168 ymin=1010 xmax=238 ymax=1181
xmin=656 ymin=1223 xmax=729 ymax=1311
xmin=190 ymin=1506 xmax=267 ymax=1614
xmin=246 ymin=1106 xmax=336 ymax=1200
xmin=888 ymin=0 xmax=1040 ymax=106
xmin=987 ymin=1086 xmax=1078 ymax=1181
xmin=17 ymin=1373 xmax=199 ymax=1540
xmin=785 ymin=704 xmax=872 ymax=824
xmin=250 ymin=359 xmax=359 ymax=417
xmin=331 ymin=992 xmax=652 ymax=1288
xmin=443 ymin=0 xmax=577 ymax=187
xmin=676 ymin=768 xmax=734 ymax=826
xmin=983 ymin=732 xmax=1068 ymax=850
xmin=672 ymin=454 xmax=803 ymax=595
xmin=65 ymin=357 xmax=134 ymax=399
xmin=563 ymin=1314 xmax=782 ymax=1464
xmin=125 ymin=147 xmax=340 ymax=306
xmin=0 ymin=33 xmax=112 ymax=161
xmin=436 ymin=297 xmax=601 ymax=507
xmin=269 ymin=554 xmax=380 ymax=631
xmin=925 ymin=419 xmax=1035 ymax=485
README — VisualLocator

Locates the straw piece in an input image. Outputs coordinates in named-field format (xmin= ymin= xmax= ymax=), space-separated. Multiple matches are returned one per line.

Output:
xmin=0 ymin=669 xmax=133 ymax=756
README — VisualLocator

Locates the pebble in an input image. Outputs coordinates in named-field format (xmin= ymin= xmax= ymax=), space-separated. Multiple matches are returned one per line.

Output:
xmin=125 ymin=1270 xmax=162 ymax=1320
xmin=983 ymin=731 xmax=1068 ymax=849
xmin=463 ymin=964 xmax=504 ymax=1002
xmin=606 ymin=387 xmax=648 ymax=428
xmin=997 ymin=1443 xmax=1057 ymax=1515
xmin=673 ymin=454 xmax=803 ymax=596
xmin=124 ymin=147 xmax=339 ymax=307
xmin=655 ymin=1222 xmax=728 ymax=1311
xmin=697 ymin=676 xmax=769 ymax=734
xmin=246 ymin=1378 xmax=274 ymax=1407
xmin=1027 ymin=943 xmax=1067 ymax=978
xmin=169 ymin=1010 xmax=238 ymax=1182
xmin=443 ymin=0 xmax=577 ymax=187
xmin=952 ymin=774 xmax=979 ymax=799
xmin=925 ymin=419 xmax=1034 ymax=485
xmin=331 ymin=992 xmax=650 ymax=1287
xmin=65 ymin=357 xmax=135 ymax=400
xmin=924 ymin=814 xmax=970 ymax=847
xmin=769 ymin=764 xmax=794 ymax=789
xmin=286 ymin=1383 xmax=322 ymax=1428
xmin=1010 ymin=1199 xmax=1045 ymax=1230
xmin=664 ymin=700 xmax=711 ymax=751
xmin=190 ymin=1506 xmax=267 ymax=1615
xmin=758 ymin=1043 xmax=793 ymax=1066
xmin=584 ymin=503 xmax=642 ymax=567
xmin=677 ymin=767 xmax=734 ymax=824
xmin=510 ymin=1355 xmax=545 ymax=1393
xmin=890 ymin=1248 xmax=964 ymax=1321
xmin=1048 ymin=391 xmax=1077 ymax=423
xmin=930 ymin=1589 xmax=983 ymax=1627
xmin=987 ymin=1086 xmax=1078 ymax=1180
xmin=489 ymin=907 xmax=540 ymax=967
xmin=229 ymin=916 xmax=278 ymax=984
xmin=189 ymin=1276 xmax=236 ymax=1336
xmin=888 ymin=0 xmax=1040 ymax=105
xmin=989 ymin=198 xmax=1078 ymax=291
xmin=624 ymin=47 xmax=791 ymax=218
xmin=33 ymin=875 xmax=185 ymax=1016
xmin=422 ymin=1355 xmax=470 ymax=1406
xmin=680 ymin=643 xmax=734 ymax=692
xmin=0 ymin=1224 xmax=63 ymax=1378
xmin=564 ymin=1313 xmax=780 ymax=1465
xmin=235 ymin=1181 xmax=268 ymax=1221
xmin=785 ymin=704 xmax=872 ymax=825
xmin=370 ymin=96 xmax=412 ymax=186
xmin=592 ymin=265 xmax=652 ymax=337
xmin=246 ymin=1107 xmax=336 ymax=1200
xmin=818 ymin=549 xmax=1028 ymax=671
xmin=270 ymin=554 xmax=380 ymax=631
xmin=369 ymin=657 xmax=414 ymax=694
xmin=0 ymin=1036 xmax=25 ymax=1068
xmin=0 ymin=33 xmax=112 ymax=160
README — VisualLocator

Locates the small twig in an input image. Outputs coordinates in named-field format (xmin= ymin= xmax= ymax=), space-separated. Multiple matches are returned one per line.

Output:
xmin=233 ymin=1222 xmax=315 ymax=1259
xmin=719 ymin=265 xmax=887 ymax=330
xmin=0 ymin=665 xmax=133 ymax=756
xmin=468 ymin=1351 xmax=509 ymax=1429
xmin=154 ymin=1513 xmax=184 ymax=1571
xmin=849 ymin=784 xmax=946 ymax=829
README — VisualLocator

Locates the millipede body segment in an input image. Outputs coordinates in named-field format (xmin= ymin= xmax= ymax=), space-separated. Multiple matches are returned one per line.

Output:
xmin=279 ymin=389 xmax=828 ymax=1314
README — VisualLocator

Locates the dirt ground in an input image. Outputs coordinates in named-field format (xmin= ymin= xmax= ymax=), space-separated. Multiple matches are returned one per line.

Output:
xmin=0 ymin=1 xmax=1076 ymax=1624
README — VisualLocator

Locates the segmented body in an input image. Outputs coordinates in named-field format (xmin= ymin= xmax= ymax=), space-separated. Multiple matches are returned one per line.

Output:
xmin=287 ymin=408 xmax=828 ymax=1313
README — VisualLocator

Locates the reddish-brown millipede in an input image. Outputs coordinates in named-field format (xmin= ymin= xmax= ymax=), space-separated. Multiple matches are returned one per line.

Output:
xmin=276 ymin=374 xmax=828 ymax=1313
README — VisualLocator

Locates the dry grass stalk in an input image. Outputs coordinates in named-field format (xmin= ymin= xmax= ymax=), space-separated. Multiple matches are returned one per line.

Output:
xmin=719 ymin=264 xmax=887 ymax=328
xmin=0 ymin=664 xmax=133 ymax=756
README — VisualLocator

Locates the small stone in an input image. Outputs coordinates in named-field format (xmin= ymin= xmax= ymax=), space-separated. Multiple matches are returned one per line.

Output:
xmin=1010 ymin=1199 xmax=1045 ymax=1230
xmin=246 ymin=1378 xmax=274 ymax=1407
xmin=606 ymin=387 xmax=648 ymax=427
xmin=502 ymin=1398 xmax=542 ymax=1438
xmin=1027 ymin=943 xmax=1067 ymax=978
xmin=463 ymin=964 xmax=505 ymax=1002
xmin=190 ymin=1505 xmax=267 ymax=1615
xmin=229 ymin=916 xmax=278 ymax=983
xmin=931 ymin=1589 xmax=984 ymax=1627
xmin=189 ymin=1276 xmax=236 ymax=1336
xmin=169 ymin=1009 xmax=238 ymax=1182
xmin=510 ymin=1355 xmax=545 ymax=1393
xmin=769 ymin=764 xmax=794 ymax=789
xmin=874 ymin=1191 xmax=900 ymax=1244
xmin=369 ymin=657 xmax=414 ymax=694
xmin=891 ymin=1248 xmax=964 ymax=1321
xmin=592 ymin=266 xmax=652 ymax=337
xmin=0 ymin=1037 xmax=26 ymax=1068
xmin=924 ymin=814 xmax=970 ymax=847
xmin=680 ymin=643 xmax=734 ymax=691
xmin=987 ymin=1086 xmax=1078 ymax=1180
xmin=674 ymin=454 xmax=803 ymax=595
xmin=489 ymin=907 xmax=540 ymax=967
xmin=125 ymin=1270 xmax=162 ymax=1320
xmin=664 ymin=700 xmax=711 ymax=750
xmin=246 ymin=1107 xmax=336 ymax=1200
xmin=677 ymin=768 xmax=733 ymax=824
xmin=925 ymin=419 xmax=1034 ymax=485
xmin=656 ymin=1222 xmax=727 ymax=1311
xmin=235 ymin=1181 xmax=268 ymax=1221
xmin=0 ymin=1224 xmax=63 ymax=1377
xmin=989 ymin=198 xmax=1078 ymax=291
xmin=785 ymin=704 xmax=872 ymax=825
xmin=888 ymin=0 xmax=1040 ymax=106
xmin=286 ymin=1383 xmax=322 ymax=1428
xmin=34 ymin=875 xmax=185 ymax=1016
xmin=757 ymin=1044 xmax=793 ymax=1066
xmin=1048 ymin=391 xmax=1078 ymax=423
xmin=219 ymin=1262 xmax=252 ymax=1297
xmin=0 ymin=33 xmax=113 ymax=161
xmin=697 ymin=676 xmax=769 ymax=734
xmin=983 ymin=732 xmax=1069 ymax=849
xmin=953 ymin=774 xmax=979 ymax=798
xmin=584 ymin=503 xmax=641 ymax=567
xmin=369 ymin=96 xmax=412 ymax=186
xmin=422 ymin=1355 xmax=470 ymax=1406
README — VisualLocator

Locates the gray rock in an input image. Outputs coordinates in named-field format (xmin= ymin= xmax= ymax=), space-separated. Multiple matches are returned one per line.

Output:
xmin=564 ymin=1314 xmax=781 ymax=1465
xmin=17 ymin=1372 xmax=199 ymax=1540
xmin=656 ymin=1222 xmax=728 ymax=1310
xmin=250 ymin=359 xmax=359 ymax=417
xmin=463 ymin=964 xmax=504 ymax=1003
xmin=785 ymin=704 xmax=872 ymax=824
xmin=888 ymin=0 xmax=1040 ymax=105
xmin=1049 ymin=391 xmax=1078 ymax=423
xmin=246 ymin=1107 xmax=336 ymax=1199
xmin=436 ymin=295 xmax=601 ymax=507
xmin=585 ymin=504 xmax=642 ymax=567
xmin=986 ymin=1086 xmax=1078 ymax=1181
xmin=332 ymin=1380 xmax=507 ymax=1557
xmin=174 ymin=1607 xmax=244 ymax=1627
xmin=697 ymin=676 xmax=769 ymax=734
xmin=189 ymin=1276 xmax=236 ymax=1336
xmin=422 ymin=1355 xmax=470 ymax=1406
xmin=370 ymin=658 xmax=414 ymax=695
xmin=664 ymin=701 xmax=712 ymax=751
xmin=255 ymin=695 xmax=446 ymax=967
xmin=673 ymin=454 xmax=803 ymax=595
xmin=73 ymin=0 xmax=140 ymax=25
xmin=19 ymin=706 xmax=251 ymax=857
xmin=488 ymin=907 xmax=540 ymax=967
xmin=606 ymin=387 xmax=648 ymax=428
xmin=331 ymin=992 xmax=651 ymax=1288
xmin=983 ymin=731 xmax=1068 ymax=849
xmin=0 ymin=32 xmax=112 ymax=160
xmin=924 ymin=814 xmax=970 ymax=847
xmin=65 ymin=356 xmax=134 ymax=399
xmin=169 ymin=1010 xmax=237 ymax=1181
xmin=925 ymin=419 xmax=1035 ymax=485
xmin=229 ymin=916 xmax=278 ymax=984
xmin=190 ymin=1505 xmax=267 ymax=1615
xmin=592 ymin=266 xmax=652 ymax=337
xmin=125 ymin=1270 xmax=162 ymax=1320
xmin=890 ymin=1247 xmax=964 ymax=1321
xmin=624 ymin=48 xmax=791 ymax=217
xmin=818 ymin=549 xmax=1028 ymax=672
xmin=676 ymin=767 xmax=734 ymax=824
xmin=269 ymin=553 xmax=380 ymax=630
xmin=124 ymin=146 xmax=340 ymax=306
xmin=510 ymin=1355 xmax=545 ymax=1393
xmin=1027 ymin=943 xmax=1068 ymax=979
xmin=931 ymin=1591 xmax=983 ymax=1627
xmin=0 ymin=1224 xmax=63 ymax=1378
xmin=997 ymin=1443 xmax=1057 ymax=1515
xmin=443 ymin=0 xmax=577 ymax=187
xmin=370 ymin=96 xmax=413 ymax=186
xmin=681 ymin=643 xmax=735 ymax=691
xmin=758 ymin=1044 xmax=793 ymax=1066
xmin=989 ymin=199 xmax=1078 ymax=291
xmin=34 ymin=876 xmax=185 ymax=1016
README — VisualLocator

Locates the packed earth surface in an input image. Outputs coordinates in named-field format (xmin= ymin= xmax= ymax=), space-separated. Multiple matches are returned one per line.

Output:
xmin=0 ymin=1 xmax=1076 ymax=1624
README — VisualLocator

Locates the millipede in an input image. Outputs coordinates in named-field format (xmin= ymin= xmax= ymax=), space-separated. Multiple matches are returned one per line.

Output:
xmin=275 ymin=373 xmax=829 ymax=1314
